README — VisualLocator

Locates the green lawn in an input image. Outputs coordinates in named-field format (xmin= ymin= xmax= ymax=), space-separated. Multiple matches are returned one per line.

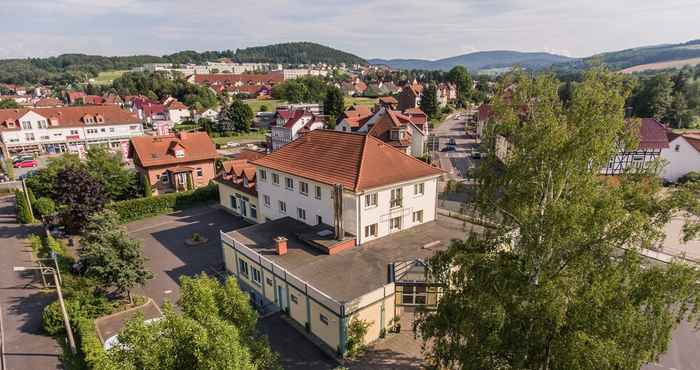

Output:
xmin=243 ymin=99 xmax=284 ymax=113
xmin=92 ymin=70 xmax=128 ymax=85
xmin=212 ymin=131 xmax=267 ymax=145
xmin=345 ymin=97 xmax=378 ymax=108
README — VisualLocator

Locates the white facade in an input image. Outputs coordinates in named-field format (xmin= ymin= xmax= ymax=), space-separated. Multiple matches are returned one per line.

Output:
xmin=0 ymin=111 xmax=143 ymax=155
xmin=270 ymin=114 xmax=325 ymax=151
xmin=282 ymin=69 xmax=329 ymax=80
xmin=167 ymin=108 xmax=191 ymax=124
xmin=661 ymin=135 xmax=700 ymax=182
xmin=256 ymin=166 xmax=439 ymax=245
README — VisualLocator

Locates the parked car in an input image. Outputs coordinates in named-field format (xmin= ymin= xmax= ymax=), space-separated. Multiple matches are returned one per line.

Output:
xmin=12 ymin=155 xmax=34 ymax=163
xmin=14 ymin=159 xmax=38 ymax=168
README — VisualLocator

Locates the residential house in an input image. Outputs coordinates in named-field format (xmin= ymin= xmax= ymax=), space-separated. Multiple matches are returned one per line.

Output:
xmin=215 ymin=150 xmax=267 ymax=223
xmin=335 ymin=105 xmax=373 ymax=133
xmin=33 ymin=98 xmax=64 ymax=108
xmin=193 ymin=107 xmax=220 ymax=122
xmin=397 ymin=83 xmax=423 ymax=111
xmin=602 ymin=118 xmax=669 ymax=176
xmin=660 ymin=132 xmax=700 ymax=182
xmin=475 ymin=103 xmax=493 ymax=139
xmin=65 ymin=91 xmax=86 ymax=105
xmin=341 ymin=79 xmax=367 ymax=96
xmin=131 ymin=97 xmax=169 ymax=124
xmin=165 ymin=99 xmax=191 ymax=124
xmin=366 ymin=108 xmax=428 ymax=157
xmin=129 ymin=132 xmax=219 ymax=195
xmin=377 ymin=96 xmax=399 ymax=110
xmin=220 ymin=129 xmax=450 ymax=356
xmin=268 ymin=108 xmax=326 ymax=151
xmin=0 ymin=105 xmax=143 ymax=157
xmin=436 ymin=83 xmax=457 ymax=107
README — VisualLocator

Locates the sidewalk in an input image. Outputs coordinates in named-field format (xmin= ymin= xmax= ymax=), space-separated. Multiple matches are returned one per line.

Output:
xmin=0 ymin=196 xmax=61 ymax=370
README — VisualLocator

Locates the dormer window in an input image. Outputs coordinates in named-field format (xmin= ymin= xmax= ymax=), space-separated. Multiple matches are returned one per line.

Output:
xmin=82 ymin=115 xmax=94 ymax=124
xmin=95 ymin=114 xmax=105 ymax=123
xmin=174 ymin=149 xmax=185 ymax=158
xmin=390 ymin=129 xmax=405 ymax=141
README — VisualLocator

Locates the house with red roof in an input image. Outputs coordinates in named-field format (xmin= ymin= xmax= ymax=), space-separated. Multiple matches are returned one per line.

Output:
xmin=214 ymin=150 xmax=267 ymax=223
xmin=661 ymin=131 xmax=700 ymax=182
xmin=219 ymin=129 xmax=448 ymax=355
xmin=602 ymin=118 xmax=670 ymax=176
xmin=269 ymin=107 xmax=326 ymax=151
xmin=129 ymin=132 xmax=219 ymax=195
xmin=397 ymin=82 xmax=423 ymax=111
xmin=164 ymin=99 xmax=191 ymax=123
xmin=0 ymin=105 xmax=143 ymax=156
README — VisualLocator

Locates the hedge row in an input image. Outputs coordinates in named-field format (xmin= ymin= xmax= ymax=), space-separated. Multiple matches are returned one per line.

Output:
xmin=15 ymin=189 xmax=34 ymax=224
xmin=107 ymin=183 xmax=219 ymax=223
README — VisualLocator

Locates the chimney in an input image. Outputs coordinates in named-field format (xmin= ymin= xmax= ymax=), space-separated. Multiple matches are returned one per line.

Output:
xmin=275 ymin=236 xmax=288 ymax=256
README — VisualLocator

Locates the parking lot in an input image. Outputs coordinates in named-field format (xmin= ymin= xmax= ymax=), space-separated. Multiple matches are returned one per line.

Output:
xmin=126 ymin=205 xmax=339 ymax=369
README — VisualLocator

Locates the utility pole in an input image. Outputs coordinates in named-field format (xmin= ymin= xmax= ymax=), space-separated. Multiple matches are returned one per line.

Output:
xmin=13 ymin=266 xmax=75 ymax=354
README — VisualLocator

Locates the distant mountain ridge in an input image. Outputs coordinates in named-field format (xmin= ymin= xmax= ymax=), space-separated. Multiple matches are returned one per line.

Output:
xmin=369 ymin=51 xmax=574 ymax=71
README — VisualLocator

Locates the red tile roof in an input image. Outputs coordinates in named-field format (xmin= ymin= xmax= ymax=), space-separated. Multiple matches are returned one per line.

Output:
xmin=252 ymin=130 xmax=442 ymax=192
xmin=368 ymin=110 xmax=414 ymax=148
xmin=0 ymin=106 xmax=140 ymax=131
xmin=130 ymin=132 xmax=219 ymax=168
xmin=33 ymin=98 xmax=63 ymax=107
xmin=635 ymin=118 xmax=670 ymax=150
xmin=166 ymin=100 xmax=188 ymax=110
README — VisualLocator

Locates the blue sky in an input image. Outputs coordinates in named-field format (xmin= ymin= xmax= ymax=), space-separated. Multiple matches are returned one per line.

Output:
xmin=2 ymin=0 xmax=699 ymax=60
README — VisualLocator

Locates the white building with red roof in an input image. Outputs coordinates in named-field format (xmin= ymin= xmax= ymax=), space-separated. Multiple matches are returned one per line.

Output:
xmin=269 ymin=107 xmax=326 ymax=151
xmin=661 ymin=132 xmax=700 ymax=182
xmin=0 ymin=106 xmax=143 ymax=156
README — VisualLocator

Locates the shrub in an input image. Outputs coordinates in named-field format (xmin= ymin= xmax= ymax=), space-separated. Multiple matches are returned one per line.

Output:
xmin=107 ymin=183 xmax=219 ymax=223
xmin=15 ymin=189 xmax=34 ymax=224
xmin=678 ymin=171 xmax=700 ymax=184
xmin=143 ymin=175 xmax=152 ymax=198
xmin=42 ymin=292 xmax=116 ymax=336
xmin=346 ymin=317 xmax=372 ymax=358
xmin=34 ymin=197 xmax=56 ymax=219
xmin=76 ymin=318 xmax=119 ymax=370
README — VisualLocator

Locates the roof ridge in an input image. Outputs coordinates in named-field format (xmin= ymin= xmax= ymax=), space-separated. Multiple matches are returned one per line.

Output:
xmin=364 ymin=134 xmax=444 ymax=173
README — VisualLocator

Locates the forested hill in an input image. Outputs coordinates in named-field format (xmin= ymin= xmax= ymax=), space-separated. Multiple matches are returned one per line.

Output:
xmin=0 ymin=42 xmax=366 ymax=85
xmin=234 ymin=42 xmax=367 ymax=65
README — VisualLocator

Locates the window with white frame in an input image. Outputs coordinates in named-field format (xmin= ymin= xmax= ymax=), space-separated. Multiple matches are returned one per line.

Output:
xmin=414 ymin=183 xmax=425 ymax=196
xmin=297 ymin=208 xmax=306 ymax=220
xmin=251 ymin=268 xmax=262 ymax=285
xmin=263 ymin=195 xmax=271 ymax=207
xmin=279 ymin=201 xmax=287 ymax=214
xmin=364 ymin=223 xmax=377 ymax=238
xmin=390 ymin=216 xmax=402 ymax=231
xmin=259 ymin=169 xmax=267 ymax=182
xmin=413 ymin=210 xmax=424 ymax=223
xmin=390 ymin=188 xmax=403 ymax=208
xmin=365 ymin=193 xmax=378 ymax=208
xmin=272 ymin=173 xmax=280 ymax=185
xmin=250 ymin=205 xmax=257 ymax=219
xmin=299 ymin=181 xmax=308 ymax=196
xmin=25 ymin=133 xmax=35 ymax=141
xmin=285 ymin=177 xmax=294 ymax=190
xmin=196 ymin=168 xmax=203 ymax=177
xmin=314 ymin=185 xmax=322 ymax=199
xmin=230 ymin=195 xmax=238 ymax=209
xmin=21 ymin=121 xmax=31 ymax=129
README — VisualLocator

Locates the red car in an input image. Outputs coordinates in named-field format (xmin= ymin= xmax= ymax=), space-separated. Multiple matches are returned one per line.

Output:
xmin=13 ymin=159 xmax=38 ymax=168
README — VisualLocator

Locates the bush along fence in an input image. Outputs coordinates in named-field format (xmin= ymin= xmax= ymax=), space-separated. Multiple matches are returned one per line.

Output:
xmin=15 ymin=189 xmax=35 ymax=224
xmin=107 ymin=183 xmax=219 ymax=223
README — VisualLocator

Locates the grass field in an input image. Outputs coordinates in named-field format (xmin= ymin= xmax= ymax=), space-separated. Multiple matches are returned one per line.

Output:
xmin=621 ymin=58 xmax=700 ymax=74
xmin=92 ymin=70 xmax=128 ymax=85
xmin=345 ymin=97 xmax=378 ymax=108
xmin=243 ymin=99 xmax=284 ymax=112
xmin=211 ymin=131 xmax=267 ymax=145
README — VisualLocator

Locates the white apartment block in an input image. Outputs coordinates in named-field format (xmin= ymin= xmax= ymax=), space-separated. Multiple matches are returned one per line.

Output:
xmin=0 ymin=106 xmax=143 ymax=157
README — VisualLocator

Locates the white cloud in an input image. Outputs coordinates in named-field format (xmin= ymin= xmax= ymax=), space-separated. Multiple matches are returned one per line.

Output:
xmin=1 ymin=0 xmax=699 ymax=60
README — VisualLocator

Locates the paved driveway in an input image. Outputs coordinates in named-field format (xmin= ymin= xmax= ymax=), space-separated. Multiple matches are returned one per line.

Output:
xmin=127 ymin=205 xmax=250 ymax=306
xmin=0 ymin=196 xmax=61 ymax=370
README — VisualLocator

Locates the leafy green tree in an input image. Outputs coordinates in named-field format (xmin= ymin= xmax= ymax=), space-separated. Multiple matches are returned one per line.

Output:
xmin=273 ymin=79 xmax=309 ymax=103
xmin=259 ymin=104 xmax=269 ymax=112
xmin=447 ymin=66 xmax=474 ymax=107
xmin=108 ymin=304 xmax=256 ymax=370
xmin=4 ymin=159 xmax=14 ymax=181
xmin=178 ymin=274 xmax=279 ymax=369
xmin=55 ymin=167 xmax=107 ymax=233
xmin=85 ymin=146 xmax=138 ymax=201
xmin=25 ymin=153 xmax=83 ymax=199
xmin=420 ymin=84 xmax=439 ymax=119
xmin=221 ymin=100 xmax=254 ymax=133
xmin=630 ymin=74 xmax=674 ymax=121
xmin=0 ymin=99 xmax=20 ymax=109
xmin=198 ymin=117 xmax=215 ymax=135
xmin=417 ymin=68 xmax=700 ymax=370
xmin=324 ymin=86 xmax=344 ymax=121
xmin=33 ymin=197 xmax=56 ymax=222
xmin=79 ymin=209 xmax=152 ymax=302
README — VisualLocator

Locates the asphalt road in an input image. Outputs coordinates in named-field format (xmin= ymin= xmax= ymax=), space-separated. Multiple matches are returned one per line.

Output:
xmin=432 ymin=112 xmax=480 ymax=180
xmin=0 ymin=196 xmax=61 ymax=370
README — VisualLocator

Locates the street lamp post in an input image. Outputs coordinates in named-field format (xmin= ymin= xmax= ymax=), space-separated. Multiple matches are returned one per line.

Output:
xmin=13 ymin=266 xmax=76 ymax=354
